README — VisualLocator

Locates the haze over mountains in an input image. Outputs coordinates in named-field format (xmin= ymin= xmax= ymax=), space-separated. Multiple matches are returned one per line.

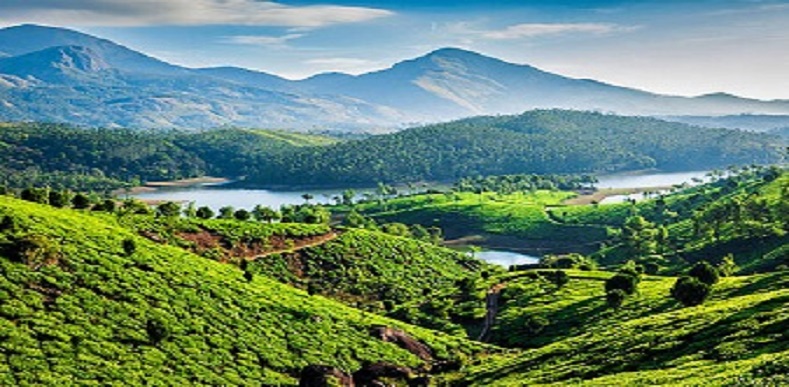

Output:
xmin=2 ymin=24 xmax=789 ymax=130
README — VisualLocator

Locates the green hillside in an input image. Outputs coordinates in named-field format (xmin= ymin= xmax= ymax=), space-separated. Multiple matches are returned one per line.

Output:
xmin=248 ymin=110 xmax=783 ymax=187
xmin=0 ymin=196 xmax=482 ymax=385
xmin=457 ymin=270 xmax=788 ymax=386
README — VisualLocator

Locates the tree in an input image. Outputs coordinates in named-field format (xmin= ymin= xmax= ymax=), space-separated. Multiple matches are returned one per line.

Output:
xmin=72 ymin=193 xmax=91 ymax=209
xmin=234 ymin=209 xmax=251 ymax=221
xmin=301 ymin=193 xmax=314 ymax=204
xmin=341 ymin=189 xmax=356 ymax=206
xmin=183 ymin=201 xmax=197 ymax=218
xmin=98 ymin=199 xmax=116 ymax=213
xmin=621 ymin=216 xmax=658 ymax=257
xmin=252 ymin=205 xmax=280 ymax=223
xmin=605 ymin=273 xmax=638 ymax=295
xmin=20 ymin=187 xmax=49 ymax=204
xmin=343 ymin=209 xmax=368 ymax=228
xmin=196 ymin=206 xmax=214 ymax=219
xmin=48 ymin=190 xmax=72 ymax=208
xmin=157 ymin=201 xmax=181 ymax=218
xmin=718 ymin=254 xmax=739 ymax=277
xmin=218 ymin=206 xmax=235 ymax=219
xmin=671 ymin=276 xmax=711 ymax=306
xmin=688 ymin=261 xmax=720 ymax=285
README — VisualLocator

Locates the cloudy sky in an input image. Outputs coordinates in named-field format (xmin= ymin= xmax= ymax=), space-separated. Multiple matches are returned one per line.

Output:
xmin=1 ymin=0 xmax=788 ymax=99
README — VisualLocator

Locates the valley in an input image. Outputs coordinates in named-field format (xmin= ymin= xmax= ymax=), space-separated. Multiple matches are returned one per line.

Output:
xmin=1 ymin=11 xmax=788 ymax=387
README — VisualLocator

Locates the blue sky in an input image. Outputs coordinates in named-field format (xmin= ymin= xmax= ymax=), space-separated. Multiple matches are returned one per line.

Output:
xmin=1 ymin=0 xmax=788 ymax=99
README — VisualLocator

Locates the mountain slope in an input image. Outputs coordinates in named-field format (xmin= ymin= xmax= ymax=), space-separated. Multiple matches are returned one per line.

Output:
xmin=0 ymin=195 xmax=481 ymax=385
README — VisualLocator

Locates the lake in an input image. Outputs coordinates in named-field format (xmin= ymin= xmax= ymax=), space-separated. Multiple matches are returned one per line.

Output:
xmin=595 ymin=170 xmax=710 ymax=189
xmin=476 ymin=250 xmax=541 ymax=267
xmin=130 ymin=170 xmax=712 ymax=210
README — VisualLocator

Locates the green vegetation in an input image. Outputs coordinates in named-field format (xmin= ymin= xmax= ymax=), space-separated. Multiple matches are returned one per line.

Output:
xmin=459 ymin=270 xmax=788 ymax=385
xmin=0 ymin=123 xmax=335 ymax=192
xmin=250 ymin=229 xmax=491 ymax=335
xmin=341 ymin=189 xmax=610 ymax=254
xmin=0 ymin=195 xmax=482 ymax=385
xmin=248 ymin=110 xmax=782 ymax=186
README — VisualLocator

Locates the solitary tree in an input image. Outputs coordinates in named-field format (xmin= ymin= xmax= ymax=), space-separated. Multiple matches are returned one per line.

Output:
xmin=688 ymin=261 xmax=720 ymax=286
xmin=671 ymin=276 xmax=711 ymax=306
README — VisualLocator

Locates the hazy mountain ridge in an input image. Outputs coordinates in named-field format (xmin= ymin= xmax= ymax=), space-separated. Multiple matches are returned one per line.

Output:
xmin=2 ymin=24 xmax=789 ymax=129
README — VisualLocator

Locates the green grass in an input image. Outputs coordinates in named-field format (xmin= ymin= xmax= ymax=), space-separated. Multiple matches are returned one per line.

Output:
xmin=455 ymin=270 xmax=788 ymax=386
xmin=0 ymin=196 xmax=484 ymax=385
xmin=349 ymin=191 xmax=610 ymax=253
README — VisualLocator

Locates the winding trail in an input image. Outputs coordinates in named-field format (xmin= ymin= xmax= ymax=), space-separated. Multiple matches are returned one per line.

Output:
xmin=477 ymin=282 xmax=507 ymax=342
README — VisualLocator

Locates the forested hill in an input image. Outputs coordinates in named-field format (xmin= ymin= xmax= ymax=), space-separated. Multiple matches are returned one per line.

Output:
xmin=0 ymin=123 xmax=335 ymax=192
xmin=247 ymin=110 xmax=784 ymax=187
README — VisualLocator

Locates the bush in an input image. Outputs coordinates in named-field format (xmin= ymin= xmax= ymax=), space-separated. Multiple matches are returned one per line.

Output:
xmin=689 ymin=261 xmax=720 ymax=285
xmin=606 ymin=289 xmax=627 ymax=308
xmin=605 ymin=273 xmax=638 ymax=295
xmin=671 ymin=276 xmax=711 ymax=306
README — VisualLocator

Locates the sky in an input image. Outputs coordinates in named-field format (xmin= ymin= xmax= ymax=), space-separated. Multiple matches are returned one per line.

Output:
xmin=0 ymin=0 xmax=788 ymax=100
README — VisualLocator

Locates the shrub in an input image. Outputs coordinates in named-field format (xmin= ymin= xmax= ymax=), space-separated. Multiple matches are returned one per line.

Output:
xmin=671 ymin=276 xmax=711 ymax=306
xmin=689 ymin=261 xmax=720 ymax=285
xmin=605 ymin=273 xmax=638 ymax=295
xmin=606 ymin=289 xmax=627 ymax=308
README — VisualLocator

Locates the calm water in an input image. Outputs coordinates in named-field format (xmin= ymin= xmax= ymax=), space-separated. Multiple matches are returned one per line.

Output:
xmin=476 ymin=250 xmax=540 ymax=267
xmin=131 ymin=184 xmax=368 ymax=210
xmin=130 ymin=170 xmax=712 ymax=210
xmin=595 ymin=170 xmax=710 ymax=189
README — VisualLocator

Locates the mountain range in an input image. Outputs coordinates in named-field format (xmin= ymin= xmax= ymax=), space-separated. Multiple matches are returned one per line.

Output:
xmin=2 ymin=24 xmax=789 ymax=130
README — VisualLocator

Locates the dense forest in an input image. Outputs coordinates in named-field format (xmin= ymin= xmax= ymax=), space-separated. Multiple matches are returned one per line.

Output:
xmin=0 ymin=123 xmax=333 ymax=192
xmin=247 ymin=110 xmax=784 ymax=186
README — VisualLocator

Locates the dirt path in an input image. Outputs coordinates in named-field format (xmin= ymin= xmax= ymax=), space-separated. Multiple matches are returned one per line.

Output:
xmin=249 ymin=231 xmax=339 ymax=260
xmin=477 ymin=282 xmax=507 ymax=342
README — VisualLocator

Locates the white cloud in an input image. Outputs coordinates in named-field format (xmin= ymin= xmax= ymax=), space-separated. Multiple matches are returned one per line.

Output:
xmin=0 ymin=0 xmax=394 ymax=28
xmin=482 ymin=23 xmax=637 ymax=40
xmin=227 ymin=33 xmax=304 ymax=47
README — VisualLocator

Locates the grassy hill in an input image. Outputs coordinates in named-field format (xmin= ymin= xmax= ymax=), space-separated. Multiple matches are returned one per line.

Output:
xmin=344 ymin=190 xmax=611 ymax=255
xmin=455 ymin=269 xmax=788 ymax=385
xmin=0 ymin=196 xmax=483 ymax=385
